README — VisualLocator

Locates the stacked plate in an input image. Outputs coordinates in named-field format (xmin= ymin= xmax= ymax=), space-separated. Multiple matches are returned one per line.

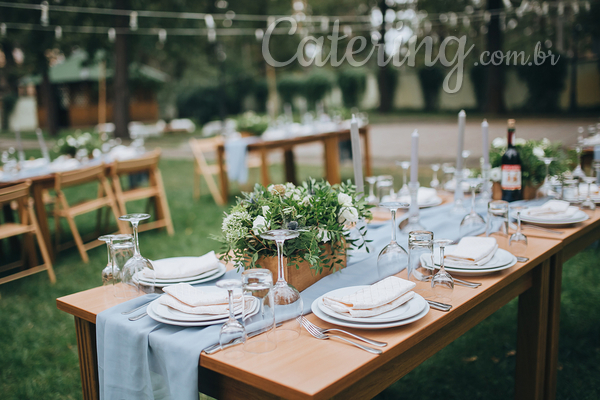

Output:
xmin=519 ymin=208 xmax=589 ymax=226
xmin=421 ymin=246 xmax=517 ymax=276
xmin=146 ymin=288 xmax=258 ymax=327
xmin=310 ymin=286 xmax=430 ymax=329
xmin=133 ymin=257 xmax=226 ymax=288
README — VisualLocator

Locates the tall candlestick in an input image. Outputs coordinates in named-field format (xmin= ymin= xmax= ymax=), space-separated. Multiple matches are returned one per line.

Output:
xmin=482 ymin=119 xmax=489 ymax=165
xmin=410 ymin=129 xmax=419 ymax=183
xmin=456 ymin=110 xmax=466 ymax=171
xmin=350 ymin=114 xmax=364 ymax=196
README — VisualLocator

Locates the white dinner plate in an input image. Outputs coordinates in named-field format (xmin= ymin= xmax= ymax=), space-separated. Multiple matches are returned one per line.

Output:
xmin=520 ymin=211 xmax=589 ymax=226
xmin=317 ymin=287 xmax=427 ymax=323
xmin=138 ymin=257 xmax=226 ymax=283
xmin=134 ymin=263 xmax=227 ymax=287
xmin=444 ymin=260 xmax=516 ymax=276
xmin=311 ymin=297 xmax=430 ymax=329
xmin=423 ymin=247 xmax=514 ymax=270
xmin=152 ymin=295 xmax=256 ymax=323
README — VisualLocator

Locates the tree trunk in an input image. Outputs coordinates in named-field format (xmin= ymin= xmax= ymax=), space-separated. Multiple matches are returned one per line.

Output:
xmin=569 ymin=23 xmax=579 ymax=113
xmin=485 ymin=0 xmax=506 ymax=114
xmin=41 ymin=68 xmax=58 ymax=136
xmin=113 ymin=13 xmax=130 ymax=139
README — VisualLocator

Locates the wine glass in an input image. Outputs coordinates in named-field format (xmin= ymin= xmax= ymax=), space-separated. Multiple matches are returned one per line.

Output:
xmin=216 ymin=279 xmax=246 ymax=359
xmin=365 ymin=176 xmax=379 ymax=205
xmin=442 ymin=163 xmax=455 ymax=190
xmin=431 ymin=239 xmax=455 ymax=303
xmin=118 ymin=213 xmax=155 ymax=294
xmin=259 ymin=229 xmax=303 ymax=341
xmin=397 ymin=161 xmax=410 ymax=197
xmin=536 ymin=157 xmax=556 ymax=199
xmin=573 ymin=134 xmax=586 ymax=180
xmin=462 ymin=150 xmax=471 ymax=170
xmin=98 ymin=234 xmax=116 ymax=287
xmin=241 ymin=269 xmax=276 ymax=354
xmin=580 ymin=177 xmax=597 ymax=211
xmin=430 ymin=164 xmax=440 ymax=189
xmin=377 ymin=201 xmax=409 ymax=278
xmin=460 ymin=178 xmax=485 ymax=236
xmin=563 ymin=178 xmax=581 ymax=203
xmin=509 ymin=206 xmax=528 ymax=256
xmin=111 ymin=234 xmax=135 ymax=298
xmin=376 ymin=175 xmax=394 ymax=203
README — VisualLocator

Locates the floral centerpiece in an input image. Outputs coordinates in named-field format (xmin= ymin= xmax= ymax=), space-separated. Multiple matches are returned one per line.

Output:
xmin=235 ymin=112 xmax=270 ymax=136
xmin=54 ymin=131 xmax=103 ymax=158
xmin=218 ymin=179 xmax=371 ymax=288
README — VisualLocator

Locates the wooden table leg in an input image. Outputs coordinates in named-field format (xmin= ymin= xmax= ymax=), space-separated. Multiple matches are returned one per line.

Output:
xmin=74 ymin=317 xmax=99 ymax=400
xmin=216 ymin=146 xmax=229 ymax=202
xmin=543 ymin=252 xmax=563 ymax=400
xmin=323 ymin=136 xmax=341 ymax=184
xmin=31 ymin=182 xmax=54 ymax=262
xmin=514 ymin=259 xmax=550 ymax=400
xmin=260 ymin=148 xmax=270 ymax=187
xmin=283 ymin=147 xmax=297 ymax=185
xmin=362 ymin=128 xmax=372 ymax=177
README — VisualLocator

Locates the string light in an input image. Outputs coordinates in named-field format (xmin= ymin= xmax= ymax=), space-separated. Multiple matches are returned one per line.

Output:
xmin=55 ymin=25 xmax=62 ymax=39
xmin=158 ymin=28 xmax=167 ymax=43
xmin=254 ymin=28 xmax=263 ymax=41
xmin=108 ymin=27 xmax=116 ymax=42
xmin=129 ymin=11 xmax=138 ymax=31
xmin=0 ymin=23 xmax=6 ymax=36
xmin=40 ymin=1 xmax=49 ymax=27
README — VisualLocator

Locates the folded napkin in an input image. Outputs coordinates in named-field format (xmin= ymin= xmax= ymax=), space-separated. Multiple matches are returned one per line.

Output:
xmin=322 ymin=276 xmax=416 ymax=317
xmin=162 ymin=283 xmax=241 ymax=307
xmin=526 ymin=200 xmax=578 ymax=219
xmin=160 ymin=293 xmax=249 ymax=316
xmin=445 ymin=237 xmax=498 ymax=267
xmin=399 ymin=187 xmax=438 ymax=205
xmin=143 ymin=251 xmax=220 ymax=280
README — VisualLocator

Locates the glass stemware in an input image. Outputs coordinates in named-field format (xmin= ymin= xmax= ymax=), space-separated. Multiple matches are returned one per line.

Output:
xmin=536 ymin=157 xmax=556 ymax=199
xmin=509 ymin=206 xmax=528 ymax=256
xmin=573 ymin=135 xmax=586 ymax=180
xmin=98 ymin=234 xmax=116 ymax=287
xmin=407 ymin=230 xmax=434 ymax=299
xmin=365 ymin=176 xmax=379 ymax=205
xmin=376 ymin=175 xmax=394 ymax=203
xmin=118 ymin=213 xmax=155 ymax=295
xmin=259 ymin=229 xmax=303 ymax=341
xmin=377 ymin=201 xmax=409 ymax=278
xmin=580 ymin=177 xmax=597 ymax=211
xmin=430 ymin=164 xmax=440 ymax=189
xmin=241 ymin=269 xmax=276 ymax=354
xmin=431 ymin=239 xmax=454 ymax=303
xmin=397 ymin=161 xmax=411 ymax=197
xmin=442 ymin=163 xmax=455 ymax=190
xmin=111 ymin=234 xmax=135 ymax=298
xmin=486 ymin=200 xmax=509 ymax=248
xmin=216 ymin=279 xmax=246 ymax=359
xmin=460 ymin=178 xmax=485 ymax=236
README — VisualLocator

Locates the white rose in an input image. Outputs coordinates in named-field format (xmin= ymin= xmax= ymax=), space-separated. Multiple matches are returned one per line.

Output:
xmin=338 ymin=193 xmax=353 ymax=207
xmin=533 ymin=146 xmax=545 ymax=158
xmin=252 ymin=215 xmax=268 ymax=234
xmin=490 ymin=167 xmax=502 ymax=182
xmin=515 ymin=138 xmax=526 ymax=146
xmin=301 ymin=195 xmax=311 ymax=206
xmin=338 ymin=206 xmax=359 ymax=224
xmin=492 ymin=137 xmax=506 ymax=148
xmin=541 ymin=138 xmax=551 ymax=148
xmin=262 ymin=206 xmax=270 ymax=216
xmin=317 ymin=228 xmax=330 ymax=243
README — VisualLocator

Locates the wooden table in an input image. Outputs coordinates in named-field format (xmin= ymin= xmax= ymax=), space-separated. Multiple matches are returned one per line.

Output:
xmin=215 ymin=127 xmax=372 ymax=201
xmin=57 ymin=225 xmax=592 ymax=400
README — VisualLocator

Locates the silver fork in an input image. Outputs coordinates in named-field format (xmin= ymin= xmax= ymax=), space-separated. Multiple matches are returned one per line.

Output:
xmin=299 ymin=316 xmax=387 ymax=347
xmin=297 ymin=317 xmax=382 ymax=355
xmin=424 ymin=275 xmax=481 ymax=288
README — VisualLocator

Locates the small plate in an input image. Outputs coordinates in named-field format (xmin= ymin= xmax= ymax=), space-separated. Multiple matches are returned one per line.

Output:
xmin=520 ymin=211 xmax=589 ymax=226
xmin=137 ymin=257 xmax=226 ymax=283
xmin=134 ymin=263 xmax=226 ymax=287
xmin=423 ymin=247 xmax=514 ymax=270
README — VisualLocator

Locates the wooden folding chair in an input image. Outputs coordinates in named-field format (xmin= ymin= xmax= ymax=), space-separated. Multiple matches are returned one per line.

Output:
xmin=54 ymin=164 xmax=124 ymax=263
xmin=110 ymin=150 xmax=174 ymax=236
xmin=0 ymin=181 xmax=56 ymax=285
xmin=189 ymin=137 xmax=263 ymax=205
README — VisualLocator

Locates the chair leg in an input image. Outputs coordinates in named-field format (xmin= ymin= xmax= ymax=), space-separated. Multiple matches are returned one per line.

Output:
xmin=65 ymin=214 xmax=89 ymax=263
xmin=30 ymin=206 xmax=56 ymax=283
xmin=193 ymin=166 xmax=201 ymax=201
xmin=154 ymin=170 xmax=174 ymax=236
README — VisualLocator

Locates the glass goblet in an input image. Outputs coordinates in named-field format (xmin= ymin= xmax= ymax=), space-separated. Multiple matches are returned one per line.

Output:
xmin=241 ymin=269 xmax=276 ymax=354
xmin=572 ymin=136 xmax=586 ymax=180
xmin=118 ymin=213 xmax=155 ymax=295
xmin=430 ymin=164 xmax=440 ymax=189
xmin=580 ymin=177 xmax=597 ymax=211
xmin=111 ymin=234 xmax=135 ymax=298
xmin=365 ymin=176 xmax=379 ymax=205
xmin=376 ymin=175 xmax=395 ymax=203
xmin=377 ymin=201 xmax=409 ymax=279
xmin=407 ymin=230 xmax=435 ymax=299
xmin=216 ymin=279 xmax=246 ymax=359
xmin=98 ymin=234 xmax=116 ymax=287
xmin=536 ymin=157 xmax=556 ymax=199
xmin=459 ymin=178 xmax=485 ymax=237
xmin=397 ymin=161 xmax=411 ymax=197
xmin=509 ymin=206 xmax=528 ymax=257
xmin=431 ymin=239 xmax=455 ymax=303
xmin=259 ymin=229 xmax=303 ymax=341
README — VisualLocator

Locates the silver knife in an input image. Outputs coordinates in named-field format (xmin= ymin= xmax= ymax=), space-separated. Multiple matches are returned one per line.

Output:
xmin=203 ymin=323 xmax=282 ymax=355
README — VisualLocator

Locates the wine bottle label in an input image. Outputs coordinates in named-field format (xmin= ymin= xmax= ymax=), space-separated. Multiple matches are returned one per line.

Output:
xmin=501 ymin=165 xmax=522 ymax=190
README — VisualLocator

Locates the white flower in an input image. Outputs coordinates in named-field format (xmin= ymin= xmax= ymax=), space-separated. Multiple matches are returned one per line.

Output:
xmin=262 ymin=206 xmax=270 ymax=216
xmin=492 ymin=137 xmax=506 ymax=148
xmin=317 ymin=228 xmax=330 ymax=243
xmin=66 ymin=137 xmax=78 ymax=147
xmin=301 ymin=195 xmax=312 ymax=206
xmin=337 ymin=193 xmax=353 ymax=207
xmin=541 ymin=138 xmax=551 ymax=148
xmin=252 ymin=215 xmax=268 ymax=234
xmin=222 ymin=210 xmax=251 ymax=243
xmin=533 ymin=146 xmax=545 ymax=158
xmin=515 ymin=138 xmax=526 ymax=146
xmin=490 ymin=167 xmax=502 ymax=182
xmin=338 ymin=206 xmax=359 ymax=224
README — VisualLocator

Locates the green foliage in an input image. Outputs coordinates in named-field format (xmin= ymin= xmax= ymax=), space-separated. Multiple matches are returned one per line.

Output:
xmin=304 ymin=70 xmax=334 ymax=109
xmin=217 ymin=179 xmax=372 ymax=274
xmin=489 ymin=137 xmax=572 ymax=186
xmin=418 ymin=67 xmax=445 ymax=111
xmin=53 ymin=131 xmax=103 ymax=158
xmin=253 ymin=79 xmax=269 ymax=113
xmin=235 ymin=112 xmax=270 ymax=136
xmin=516 ymin=55 xmax=568 ymax=113
xmin=277 ymin=74 xmax=306 ymax=105
xmin=337 ymin=68 xmax=367 ymax=108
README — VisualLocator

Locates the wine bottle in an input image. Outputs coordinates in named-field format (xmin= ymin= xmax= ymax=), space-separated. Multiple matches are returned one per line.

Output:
xmin=501 ymin=119 xmax=522 ymax=202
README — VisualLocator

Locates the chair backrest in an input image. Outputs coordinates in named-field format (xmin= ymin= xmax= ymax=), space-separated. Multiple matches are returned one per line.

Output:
xmin=55 ymin=164 xmax=106 ymax=190
xmin=0 ymin=181 xmax=31 ymax=205
xmin=111 ymin=150 xmax=161 ymax=176
xmin=189 ymin=136 xmax=223 ymax=156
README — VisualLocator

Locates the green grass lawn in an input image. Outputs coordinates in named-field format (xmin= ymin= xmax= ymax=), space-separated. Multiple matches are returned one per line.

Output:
xmin=0 ymin=159 xmax=599 ymax=399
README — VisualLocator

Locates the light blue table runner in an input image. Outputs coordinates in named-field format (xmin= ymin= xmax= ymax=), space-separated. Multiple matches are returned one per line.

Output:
xmin=96 ymin=199 xmax=493 ymax=400
xmin=224 ymin=137 xmax=260 ymax=184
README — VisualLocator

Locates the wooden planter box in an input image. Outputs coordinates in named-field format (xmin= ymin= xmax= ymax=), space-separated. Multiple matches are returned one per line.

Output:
xmin=492 ymin=182 xmax=539 ymax=200
xmin=253 ymin=244 xmax=346 ymax=292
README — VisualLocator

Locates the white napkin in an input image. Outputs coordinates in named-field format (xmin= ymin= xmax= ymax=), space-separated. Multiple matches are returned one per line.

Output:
xmin=323 ymin=276 xmax=416 ymax=317
xmin=445 ymin=237 xmax=498 ymax=267
xmin=160 ymin=294 xmax=251 ymax=316
xmin=526 ymin=200 xmax=578 ymax=219
xmin=399 ymin=187 xmax=438 ymax=205
xmin=144 ymin=251 xmax=220 ymax=280
xmin=162 ymin=283 xmax=241 ymax=307
xmin=49 ymin=158 xmax=80 ymax=172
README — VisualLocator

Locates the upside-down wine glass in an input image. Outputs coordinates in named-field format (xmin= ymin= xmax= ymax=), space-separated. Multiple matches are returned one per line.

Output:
xmin=580 ymin=176 xmax=597 ymax=211
xmin=459 ymin=178 xmax=486 ymax=237
xmin=118 ymin=213 xmax=155 ymax=294
xmin=377 ymin=201 xmax=409 ymax=278
xmin=365 ymin=176 xmax=379 ymax=205
xmin=98 ymin=234 xmax=116 ymax=287
xmin=509 ymin=206 xmax=528 ymax=257
xmin=259 ymin=229 xmax=303 ymax=341
xmin=430 ymin=164 xmax=440 ymax=189
xmin=431 ymin=239 xmax=455 ymax=303
xmin=573 ymin=133 xmax=586 ymax=180
xmin=216 ymin=279 xmax=246 ymax=359
xmin=398 ymin=161 xmax=411 ymax=197
xmin=536 ymin=157 xmax=556 ymax=199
